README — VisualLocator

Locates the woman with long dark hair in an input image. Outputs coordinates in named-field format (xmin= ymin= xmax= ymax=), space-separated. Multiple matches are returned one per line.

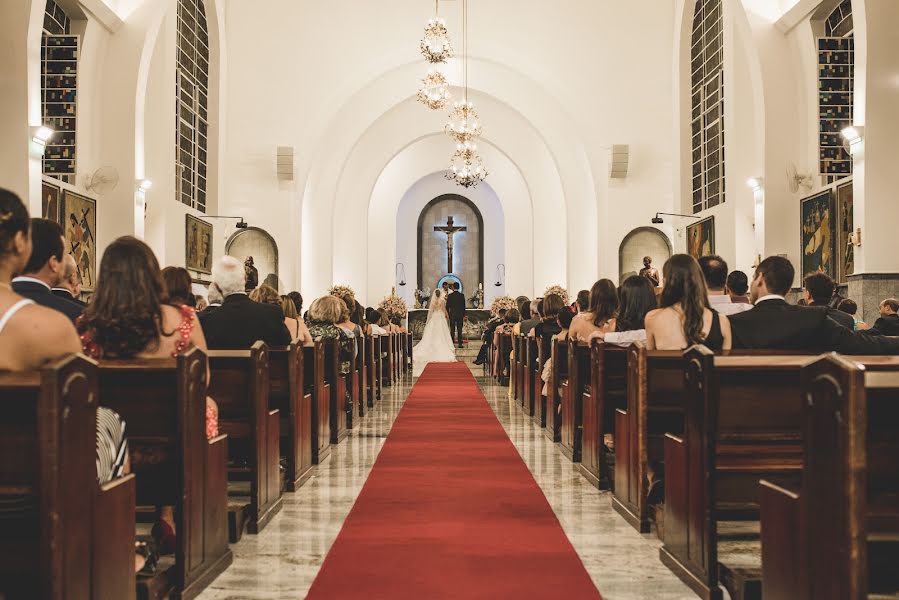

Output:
xmin=587 ymin=275 xmax=658 ymax=346
xmin=569 ymin=279 xmax=619 ymax=341
xmin=161 ymin=266 xmax=194 ymax=307
xmin=645 ymin=254 xmax=731 ymax=350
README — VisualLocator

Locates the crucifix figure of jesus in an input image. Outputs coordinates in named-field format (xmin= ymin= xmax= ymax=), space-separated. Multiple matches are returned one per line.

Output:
xmin=434 ymin=216 xmax=467 ymax=274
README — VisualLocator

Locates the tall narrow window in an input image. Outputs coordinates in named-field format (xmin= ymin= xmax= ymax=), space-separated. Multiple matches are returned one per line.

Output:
xmin=690 ymin=0 xmax=724 ymax=214
xmin=176 ymin=0 xmax=210 ymax=213
xmin=817 ymin=0 xmax=853 ymax=184
xmin=41 ymin=0 xmax=78 ymax=184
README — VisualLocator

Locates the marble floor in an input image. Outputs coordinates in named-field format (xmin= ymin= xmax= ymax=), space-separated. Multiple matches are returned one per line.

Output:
xmin=197 ymin=354 xmax=697 ymax=600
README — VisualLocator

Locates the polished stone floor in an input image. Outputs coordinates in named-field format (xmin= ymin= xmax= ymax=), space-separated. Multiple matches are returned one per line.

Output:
xmin=197 ymin=353 xmax=696 ymax=599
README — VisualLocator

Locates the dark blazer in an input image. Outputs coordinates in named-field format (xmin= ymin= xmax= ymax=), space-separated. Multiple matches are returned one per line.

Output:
xmin=519 ymin=317 xmax=541 ymax=336
xmin=729 ymin=298 xmax=899 ymax=355
xmin=808 ymin=303 xmax=855 ymax=330
xmin=51 ymin=288 xmax=87 ymax=307
xmin=871 ymin=314 xmax=899 ymax=337
xmin=12 ymin=279 xmax=83 ymax=322
xmin=198 ymin=293 xmax=291 ymax=349
xmin=446 ymin=291 xmax=466 ymax=320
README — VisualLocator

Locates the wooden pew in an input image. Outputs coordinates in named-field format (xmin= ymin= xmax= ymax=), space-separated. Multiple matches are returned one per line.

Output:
xmin=0 ymin=355 xmax=136 ymax=600
xmin=393 ymin=332 xmax=401 ymax=380
xmin=382 ymin=334 xmax=394 ymax=387
xmin=533 ymin=335 xmax=555 ymax=427
xmin=268 ymin=344 xmax=313 ymax=492
xmin=523 ymin=337 xmax=538 ymax=417
xmin=360 ymin=333 xmax=372 ymax=414
xmin=95 ymin=349 xmax=231 ymax=600
xmin=207 ymin=343 xmax=282 ymax=541
xmin=344 ymin=334 xmax=359 ymax=430
xmin=761 ymin=354 xmax=899 ymax=600
xmin=497 ymin=333 xmax=513 ymax=386
xmin=609 ymin=344 xmax=684 ymax=528
xmin=560 ymin=340 xmax=589 ymax=462
xmin=306 ymin=343 xmax=331 ymax=464
xmin=322 ymin=338 xmax=348 ymax=445
xmin=370 ymin=334 xmax=382 ymax=404
xmin=511 ymin=335 xmax=521 ymax=400
xmin=407 ymin=331 xmax=414 ymax=373
xmin=544 ymin=337 xmax=568 ymax=442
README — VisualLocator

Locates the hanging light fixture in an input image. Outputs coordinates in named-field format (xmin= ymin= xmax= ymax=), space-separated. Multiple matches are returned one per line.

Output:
xmin=417 ymin=67 xmax=451 ymax=110
xmin=420 ymin=0 xmax=453 ymax=64
xmin=446 ymin=0 xmax=487 ymax=188
xmin=446 ymin=140 xmax=488 ymax=189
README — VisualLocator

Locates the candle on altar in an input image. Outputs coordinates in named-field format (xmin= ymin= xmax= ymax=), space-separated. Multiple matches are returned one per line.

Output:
xmin=478 ymin=282 xmax=482 ymax=290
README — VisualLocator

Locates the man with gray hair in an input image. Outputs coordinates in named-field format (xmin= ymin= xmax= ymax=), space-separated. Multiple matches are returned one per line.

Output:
xmin=198 ymin=256 xmax=291 ymax=348
xmin=51 ymin=254 xmax=86 ymax=306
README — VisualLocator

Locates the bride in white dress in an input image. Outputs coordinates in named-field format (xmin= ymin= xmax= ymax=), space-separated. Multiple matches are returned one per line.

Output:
xmin=412 ymin=289 xmax=457 ymax=376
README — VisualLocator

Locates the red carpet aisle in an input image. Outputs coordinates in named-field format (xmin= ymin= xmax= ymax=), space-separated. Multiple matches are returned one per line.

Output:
xmin=305 ymin=362 xmax=602 ymax=599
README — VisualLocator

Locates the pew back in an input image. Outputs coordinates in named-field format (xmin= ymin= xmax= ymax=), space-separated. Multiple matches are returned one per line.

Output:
xmin=268 ymin=344 xmax=313 ymax=491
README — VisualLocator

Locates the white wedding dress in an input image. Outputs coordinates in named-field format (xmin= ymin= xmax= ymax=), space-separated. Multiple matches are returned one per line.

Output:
xmin=412 ymin=290 xmax=457 ymax=376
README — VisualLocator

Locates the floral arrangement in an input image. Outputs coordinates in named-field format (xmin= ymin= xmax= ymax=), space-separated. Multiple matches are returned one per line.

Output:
xmin=543 ymin=285 xmax=570 ymax=305
xmin=490 ymin=295 xmax=516 ymax=317
xmin=328 ymin=284 xmax=356 ymax=302
xmin=471 ymin=288 xmax=484 ymax=309
xmin=379 ymin=291 xmax=408 ymax=320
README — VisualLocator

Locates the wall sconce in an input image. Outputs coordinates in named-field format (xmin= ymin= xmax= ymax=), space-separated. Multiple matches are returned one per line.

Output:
xmin=841 ymin=126 xmax=865 ymax=155
xmin=31 ymin=125 xmax=55 ymax=146
xmin=494 ymin=264 xmax=505 ymax=287
xmin=138 ymin=179 xmax=153 ymax=191
xmin=746 ymin=177 xmax=763 ymax=192
xmin=395 ymin=263 xmax=407 ymax=286
xmin=849 ymin=228 xmax=862 ymax=247
xmin=651 ymin=212 xmax=701 ymax=225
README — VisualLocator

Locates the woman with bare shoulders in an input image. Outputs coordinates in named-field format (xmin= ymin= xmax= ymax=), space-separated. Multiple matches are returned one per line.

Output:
xmin=569 ymin=279 xmax=619 ymax=341
xmin=644 ymin=254 xmax=732 ymax=351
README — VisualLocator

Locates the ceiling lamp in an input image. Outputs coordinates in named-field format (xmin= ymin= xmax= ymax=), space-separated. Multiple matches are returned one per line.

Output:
xmin=417 ymin=67 xmax=451 ymax=110
xmin=445 ymin=100 xmax=482 ymax=143
xmin=446 ymin=140 xmax=488 ymax=189
xmin=420 ymin=1 xmax=453 ymax=64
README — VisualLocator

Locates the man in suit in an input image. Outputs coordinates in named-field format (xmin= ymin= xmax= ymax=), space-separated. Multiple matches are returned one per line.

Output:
xmin=51 ymin=254 xmax=86 ymax=306
xmin=199 ymin=256 xmax=291 ymax=349
xmin=473 ymin=308 xmax=506 ymax=366
xmin=729 ymin=256 xmax=899 ymax=354
xmin=699 ymin=255 xmax=752 ymax=316
xmin=803 ymin=271 xmax=855 ymax=330
xmin=11 ymin=218 xmax=82 ymax=322
xmin=869 ymin=298 xmax=899 ymax=336
xmin=519 ymin=299 xmax=542 ymax=336
xmin=446 ymin=282 xmax=466 ymax=348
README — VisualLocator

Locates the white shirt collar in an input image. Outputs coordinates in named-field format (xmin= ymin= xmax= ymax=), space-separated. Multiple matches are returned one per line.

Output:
xmin=708 ymin=294 xmax=733 ymax=305
xmin=12 ymin=276 xmax=51 ymax=291
xmin=755 ymin=294 xmax=786 ymax=305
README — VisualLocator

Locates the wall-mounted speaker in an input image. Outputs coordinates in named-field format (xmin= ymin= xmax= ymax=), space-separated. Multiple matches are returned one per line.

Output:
xmin=608 ymin=144 xmax=629 ymax=179
xmin=276 ymin=146 xmax=294 ymax=180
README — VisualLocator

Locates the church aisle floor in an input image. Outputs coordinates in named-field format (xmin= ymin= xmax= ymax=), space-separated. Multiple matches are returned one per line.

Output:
xmin=197 ymin=352 xmax=695 ymax=600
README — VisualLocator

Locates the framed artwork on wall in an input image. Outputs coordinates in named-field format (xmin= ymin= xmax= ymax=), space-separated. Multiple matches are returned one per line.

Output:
xmin=185 ymin=214 xmax=213 ymax=274
xmin=836 ymin=181 xmax=854 ymax=283
xmin=800 ymin=189 xmax=835 ymax=279
xmin=41 ymin=181 xmax=60 ymax=223
xmin=686 ymin=216 xmax=715 ymax=260
xmin=61 ymin=190 xmax=97 ymax=291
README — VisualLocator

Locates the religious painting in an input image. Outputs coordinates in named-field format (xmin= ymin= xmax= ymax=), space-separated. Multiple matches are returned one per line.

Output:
xmin=836 ymin=181 xmax=854 ymax=283
xmin=41 ymin=181 xmax=60 ymax=223
xmin=800 ymin=190 xmax=835 ymax=279
xmin=686 ymin=216 xmax=715 ymax=260
xmin=61 ymin=190 xmax=97 ymax=291
xmin=185 ymin=214 xmax=213 ymax=274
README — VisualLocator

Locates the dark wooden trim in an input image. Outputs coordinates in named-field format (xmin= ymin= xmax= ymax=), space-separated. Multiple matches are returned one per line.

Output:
xmin=416 ymin=194 xmax=485 ymax=291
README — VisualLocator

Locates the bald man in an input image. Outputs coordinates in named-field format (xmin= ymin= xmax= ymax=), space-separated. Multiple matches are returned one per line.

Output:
xmin=51 ymin=254 xmax=87 ymax=306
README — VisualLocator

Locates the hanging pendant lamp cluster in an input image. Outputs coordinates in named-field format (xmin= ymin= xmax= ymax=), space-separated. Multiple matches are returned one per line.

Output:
xmin=416 ymin=0 xmax=487 ymax=188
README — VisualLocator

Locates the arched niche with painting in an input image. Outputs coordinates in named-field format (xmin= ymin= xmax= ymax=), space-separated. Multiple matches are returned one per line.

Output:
xmin=226 ymin=227 xmax=280 ymax=290
xmin=416 ymin=194 xmax=484 ymax=294
xmin=618 ymin=227 xmax=672 ymax=284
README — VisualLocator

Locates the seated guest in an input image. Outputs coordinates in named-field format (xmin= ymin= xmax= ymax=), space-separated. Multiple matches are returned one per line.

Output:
xmin=10 ymin=218 xmax=82 ymax=321
xmin=569 ymin=279 xmax=618 ymax=341
xmin=386 ymin=316 xmax=407 ymax=333
xmin=288 ymin=291 xmax=304 ymax=317
xmin=803 ymin=271 xmax=855 ymax=330
xmin=366 ymin=308 xmax=388 ymax=335
xmin=248 ymin=284 xmax=302 ymax=343
xmin=474 ymin=308 xmax=506 ymax=365
xmin=541 ymin=306 xmax=575 ymax=397
xmin=729 ymin=256 xmax=899 ymax=353
xmin=868 ymin=298 xmax=899 ymax=336
xmin=574 ymin=289 xmax=589 ymax=313
xmin=306 ymin=295 xmax=354 ymax=374
xmin=699 ymin=255 xmax=752 ymax=315
xmin=588 ymin=275 xmax=657 ymax=346
xmin=837 ymin=298 xmax=866 ymax=330
xmin=726 ymin=270 xmax=751 ymax=304
xmin=51 ymin=254 xmax=86 ymax=306
xmin=204 ymin=283 xmax=223 ymax=313
xmin=77 ymin=236 xmax=218 ymax=556
xmin=645 ymin=254 xmax=732 ymax=351
xmin=199 ymin=256 xmax=291 ymax=348
xmin=519 ymin=299 xmax=542 ymax=336
xmin=283 ymin=294 xmax=313 ymax=344
xmin=532 ymin=293 xmax=565 ymax=341
xmin=195 ymin=296 xmax=208 ymax=312
xmin=161 ymin=266 xmax=193 ymax=306
xmin=492 ymin=308 xmax=520 ymax=375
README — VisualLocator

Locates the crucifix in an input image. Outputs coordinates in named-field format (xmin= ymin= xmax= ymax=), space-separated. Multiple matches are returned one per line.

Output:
xmin=434 ymin=215 xmax=467 ymax=274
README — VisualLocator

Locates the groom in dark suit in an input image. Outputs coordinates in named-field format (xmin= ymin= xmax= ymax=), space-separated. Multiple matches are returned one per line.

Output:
xmin=446 ymin=282 xmax=466 ymax=348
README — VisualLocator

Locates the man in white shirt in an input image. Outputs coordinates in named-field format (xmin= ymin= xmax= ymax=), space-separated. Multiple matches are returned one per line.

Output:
xmin=698 ymin=255 xmax=753 ymax=316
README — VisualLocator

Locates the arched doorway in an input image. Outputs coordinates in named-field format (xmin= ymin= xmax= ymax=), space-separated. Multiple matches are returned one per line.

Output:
xmin=618 ymin=227 xmax=672 ymax=283
xmin=416 ymin=194 xmax=485 ymax=295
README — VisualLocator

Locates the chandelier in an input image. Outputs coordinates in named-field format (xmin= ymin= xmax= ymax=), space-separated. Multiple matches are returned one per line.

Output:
xmin=420 ymin=3 xmax=453 ymax=64
xmin=446 ymin=141 xmax=488 ymax=188
xmin=445 ymin=100 xmax=482 ymax=143
xmin=416 ymin=68 xmax=451 ymax=110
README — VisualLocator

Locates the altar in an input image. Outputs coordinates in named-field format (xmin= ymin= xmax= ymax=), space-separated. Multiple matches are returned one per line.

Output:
xmin=407 ymin=309 xmax=491 ymax=341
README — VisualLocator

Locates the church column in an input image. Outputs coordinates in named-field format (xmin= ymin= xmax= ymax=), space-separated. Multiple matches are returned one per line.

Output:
xmin=847 ymin=0 xmax=899 ymax=323
xmin=0 ymin=0 xmax=45 ymax=213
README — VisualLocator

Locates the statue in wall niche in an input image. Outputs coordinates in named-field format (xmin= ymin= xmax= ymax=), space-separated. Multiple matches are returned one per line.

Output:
xmin=639 ymin=256 xmax=660 ymax=288
xmin=244 ymin=256 xmax=258 ymax=291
